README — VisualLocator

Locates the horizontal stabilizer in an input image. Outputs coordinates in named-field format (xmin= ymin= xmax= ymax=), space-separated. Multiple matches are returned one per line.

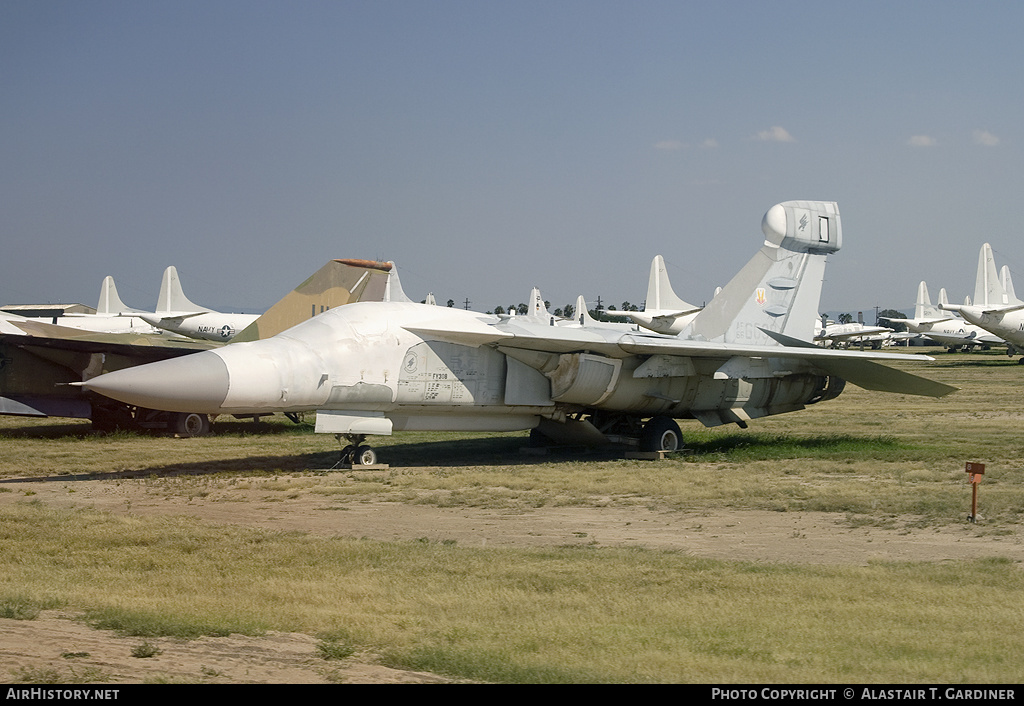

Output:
xmin=805 ymin=356 xmax=957 ymax=397
xmin=983 ymin=302 xmax=1024 ymax=316
xmin=758 ymin=328 xmax=956 ymax=397
xmin=139 ymin=313 xmax=204 ymax=328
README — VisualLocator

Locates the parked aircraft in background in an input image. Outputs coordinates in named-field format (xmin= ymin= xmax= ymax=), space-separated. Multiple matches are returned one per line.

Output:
xmin=83 ymin=201 xmax=956 ymax=465
xmin=0 ymin=259 xmax=395 ymax=433
xmin=137 ymin=266 xmax=261 ymax=342
xmin=604 ymin=255 xmax=703 ymax=335
xmin=2 ymin=276 xmax=163 ymax=336
xmin=4 ymin=266 xmax=268 ymax=341
xmin=941 ymin=243 xmax=1024 ymax=361
xmin=813 ymin=319 xmax=898 ymax=349
xmin=880 ymin=282 xmax=1005 ymax=352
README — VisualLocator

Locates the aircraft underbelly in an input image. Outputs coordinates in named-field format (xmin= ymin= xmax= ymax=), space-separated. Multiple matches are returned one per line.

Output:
xmin=389 ymin=412 xmax=540 ymax=432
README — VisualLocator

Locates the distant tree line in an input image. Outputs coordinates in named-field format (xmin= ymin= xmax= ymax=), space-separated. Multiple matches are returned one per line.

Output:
xmin=485 ymin=301 xmax=641 ymax=320
xmin=833 ymin=309 xmax=908 ymax=332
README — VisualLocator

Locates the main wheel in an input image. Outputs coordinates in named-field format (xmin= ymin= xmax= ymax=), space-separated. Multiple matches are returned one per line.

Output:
xmin=640 ymin=416 xmax=682 ymax=452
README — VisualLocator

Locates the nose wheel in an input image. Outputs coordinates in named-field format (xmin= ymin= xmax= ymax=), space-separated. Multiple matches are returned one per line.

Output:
xmin=333 ymin=434 xmax=386 ymax=469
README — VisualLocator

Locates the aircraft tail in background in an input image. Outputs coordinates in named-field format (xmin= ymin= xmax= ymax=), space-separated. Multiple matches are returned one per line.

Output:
xmin=156 ymin=266 xmax=208 ymax=315
xmin=95 ymin=276 xmax=143 ymax=315
xmin=970 ymin=243 xmax=1022 ymax=309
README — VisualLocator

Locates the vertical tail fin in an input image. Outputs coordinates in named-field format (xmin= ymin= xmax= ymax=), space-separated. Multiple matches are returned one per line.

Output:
xmin=527 ymin=287 xmax=552 ymax=319
xmin=156 ymin=266 xmax=207 ymax=314
xmin=914 ymin=281 xmax=931 ymax=320
xmin=971 ymin=243 xmax=1022 ymax=307
xmin=385 ymin=265 xmax=413 ymax=303
xmin=232 ymin=259 xmax=393 ymax=342
xmin=973 ymin=244 xmax=998 ymax=307
xmin=620 ymin=255 xmax=702 ymax=334
xmin=1001 ymin=265 xmax=1017 ymax=302
xmin=645 ymin=255 xmax=696 ymax=312
xmin=915 ymin=281 xmax=947 ymax=319
xmin=96 ymin=276 xmax=140 ymax=315
xmin=685 ymin=201 xmax=841 ymax=343
xmin=575 ymin=295 xmax=599 ymax=326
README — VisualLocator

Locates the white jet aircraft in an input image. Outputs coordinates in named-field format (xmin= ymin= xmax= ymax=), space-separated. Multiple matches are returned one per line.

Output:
xmin=82 ymin=201 xmax=956 ymax=464
xmin=940 ymin=244 xmax=1024 ymax=360
xmin=881 ymin=282 xmax=1004 ymax=352
xmin=139 ymin=266 xmax=260 ymax=342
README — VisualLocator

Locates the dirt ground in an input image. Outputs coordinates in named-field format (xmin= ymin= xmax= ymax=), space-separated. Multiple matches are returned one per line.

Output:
xmin=2 ymin=470 xmax=1021 ymax=684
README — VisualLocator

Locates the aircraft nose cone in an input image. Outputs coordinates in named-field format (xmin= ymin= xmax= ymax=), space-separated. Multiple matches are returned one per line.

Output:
xmin=84 ymin=350 xmax=230 ymax=413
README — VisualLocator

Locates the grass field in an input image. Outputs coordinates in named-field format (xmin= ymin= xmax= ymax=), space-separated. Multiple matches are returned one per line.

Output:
xmin=1 ymin=348 xmax=1022 ymax=683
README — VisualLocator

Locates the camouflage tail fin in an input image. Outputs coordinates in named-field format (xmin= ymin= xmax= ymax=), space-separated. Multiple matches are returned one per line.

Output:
xmin=685 ymin=201 xmax=840 ymax=344
xmin=232 ymin=259 xmax=393 ymax=342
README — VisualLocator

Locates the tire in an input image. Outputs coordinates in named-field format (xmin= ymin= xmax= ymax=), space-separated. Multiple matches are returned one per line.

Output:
xmin=640 ymin=416 xmax=682 ymax=452
xmin=340 ymin=444 xmax=356 ymax=465
xmin=354 ymin=445 xmax=378 ymax=466
xmin=173 ymin=412 xmax=210 ymax=437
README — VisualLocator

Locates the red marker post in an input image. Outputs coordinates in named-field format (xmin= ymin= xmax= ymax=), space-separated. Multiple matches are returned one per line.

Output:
xmin=965 ymin=462 xmax=985 ymax=523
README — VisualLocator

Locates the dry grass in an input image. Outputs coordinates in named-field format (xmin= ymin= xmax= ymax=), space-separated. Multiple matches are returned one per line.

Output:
xmin=1 ymin=502 xmax=1021 ymax=683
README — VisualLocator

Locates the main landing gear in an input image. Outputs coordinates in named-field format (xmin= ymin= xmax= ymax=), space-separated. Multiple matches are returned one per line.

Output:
xmin=532 ymin=413 xmax=685 ymax=454
xmin=91 ymin=403 xmax=210 ymax=437
xmin=333 ymin=434 xmax=383 ymax=468
xmin=639 ymin=416 xmax=682 ymax=453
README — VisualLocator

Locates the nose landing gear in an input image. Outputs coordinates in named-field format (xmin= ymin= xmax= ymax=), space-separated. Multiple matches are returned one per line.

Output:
xmin=333 ymin=434 xmax=387 ymax=469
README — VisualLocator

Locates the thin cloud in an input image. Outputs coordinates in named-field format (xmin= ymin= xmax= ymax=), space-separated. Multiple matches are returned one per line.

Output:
xmin=908 ymin=135 xmax=937 ymax=147
xmin=654 ymin=140 xmax=685 ymax=151
xmin=700 ymin=138 xmax=718 ymax=148
xmin=754 ymin=126 xmax=795 ymax=142
xmin=973 ymin=129 xmax=999 ymax=146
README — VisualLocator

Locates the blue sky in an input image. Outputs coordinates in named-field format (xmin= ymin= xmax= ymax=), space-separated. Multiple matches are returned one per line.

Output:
xmin=3 ymin=1 xmax=1022 ymax=318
